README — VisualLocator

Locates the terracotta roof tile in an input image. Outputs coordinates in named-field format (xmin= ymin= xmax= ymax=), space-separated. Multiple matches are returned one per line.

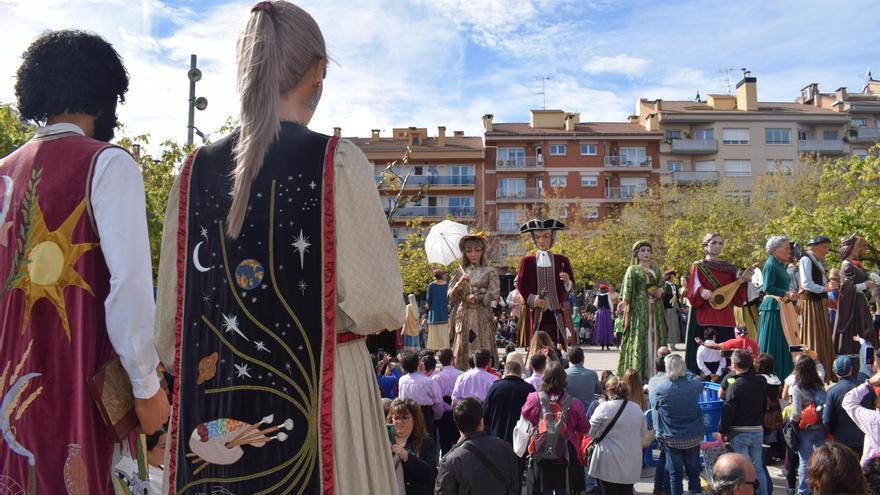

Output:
xmin=486 ymin=122 xmax=661 ymax=137
xmin=347 ymin=136 xmax=484 ymax=153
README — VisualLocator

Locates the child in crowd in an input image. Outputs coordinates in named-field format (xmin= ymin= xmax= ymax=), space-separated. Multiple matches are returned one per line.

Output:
xmin=697 ymin=329 xmax=726 ymax=382
xmin=526 ymin=354 xmax=547 ymax=391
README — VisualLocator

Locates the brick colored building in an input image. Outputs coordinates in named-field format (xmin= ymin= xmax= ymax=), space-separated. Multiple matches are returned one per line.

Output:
xmin=347 ymin=126 xmax=485 ymax=244
xmin=482 ymin=110 xmax=663 ymax=260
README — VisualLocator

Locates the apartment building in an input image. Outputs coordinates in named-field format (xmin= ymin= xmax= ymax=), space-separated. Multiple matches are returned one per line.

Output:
xmin=483 ymin=110 xmax=663 ymax=259
xmin=347 ymin=126 xmax=484 ymax=244
xmin=637 ymin=75 xmax=850 ymax=201
xmin=796 ymin=75 xmax=880 ymax=158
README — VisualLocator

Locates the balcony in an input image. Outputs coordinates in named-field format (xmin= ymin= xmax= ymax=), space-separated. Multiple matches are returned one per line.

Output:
xmin=854 ymin=127 xmax=880 ymax=142
xmin=375 ymin=175 xmax=475 ymax=187
xmin=495 ymin=156 xmax=544 ymax=171
xmin=604 ymin=186 xmax=648 ymax=201
xmin=798 ymin=139 xmax=846 ymax=155
xmin=603 ymin=156 xmax=653 ymax=169
xmin=668 ymin=139 xmax=718 ymax=154
xmin=392 ymin=206 xmax=475 ymax=218
xmin=495 ymin=188 xmax=542 ymax=202
xmin=670 ymin=171 xmax=720 ymax=185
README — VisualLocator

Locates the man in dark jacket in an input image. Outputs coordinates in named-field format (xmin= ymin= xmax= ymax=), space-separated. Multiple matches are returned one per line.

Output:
xmin=718 ymin=350 xmax=768 ymax=495
xmin=435 ymin=397 xmax=520 ymax=495
xmin=824 ymin=355 xmax=867 ymax=455
xmin=484 ymin=360 xmax=533 ymax=445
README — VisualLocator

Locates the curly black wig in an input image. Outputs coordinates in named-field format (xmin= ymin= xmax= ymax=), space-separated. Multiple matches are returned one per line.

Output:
xmin=14 ymin=30 xmax=129 ymax=142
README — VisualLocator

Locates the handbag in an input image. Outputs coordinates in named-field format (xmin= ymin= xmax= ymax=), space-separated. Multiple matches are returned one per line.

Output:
xmin=513 ymin=414 xmax=532 ymax=457
xmin=584 ymin=399 xmax=628 ymax=467
xmin=782 ymin=418 xmax=800 ymax=452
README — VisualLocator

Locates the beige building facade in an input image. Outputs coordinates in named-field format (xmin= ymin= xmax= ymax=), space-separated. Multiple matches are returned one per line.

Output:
xmin=796 ymin=76 xmax=880 ymax=158
xmin=638 ymin=76 xmax=850 ymax=201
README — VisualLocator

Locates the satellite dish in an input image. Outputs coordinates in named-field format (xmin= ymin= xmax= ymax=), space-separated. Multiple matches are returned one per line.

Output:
xmin=194 ymin=97 xmax=208 ymax=111
xmin=187 ymin=68 xmax=202 ymax=82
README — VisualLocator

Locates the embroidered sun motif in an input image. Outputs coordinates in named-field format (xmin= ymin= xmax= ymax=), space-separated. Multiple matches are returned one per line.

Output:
xmin=10 ymin=197 xmax=97 ymax=341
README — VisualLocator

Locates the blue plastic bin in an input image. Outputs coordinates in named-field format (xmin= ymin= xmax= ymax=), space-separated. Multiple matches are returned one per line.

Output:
xmin=699 ymin=381 xmax=723 ymax=441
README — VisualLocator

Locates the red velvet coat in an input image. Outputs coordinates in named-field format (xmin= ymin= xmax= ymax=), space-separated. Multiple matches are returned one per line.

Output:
xmin=516 ymin=253 xmax=575 ymax=345
xmin=686 ymin=261 xmax=746 ymax=328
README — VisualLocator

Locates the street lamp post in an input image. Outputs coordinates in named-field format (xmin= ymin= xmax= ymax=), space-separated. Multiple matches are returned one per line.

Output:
xmin=186 ymin=54 xmax=208 ymax=146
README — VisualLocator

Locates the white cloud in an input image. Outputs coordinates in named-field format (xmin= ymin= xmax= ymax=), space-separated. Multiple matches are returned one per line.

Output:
xmin=583 ymin=54 xmax=650 ymax=77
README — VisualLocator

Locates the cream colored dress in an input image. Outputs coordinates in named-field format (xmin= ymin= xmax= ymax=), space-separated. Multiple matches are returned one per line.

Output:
xmin=154 ymin=139 xmax=403 ymax=494
xmin=449 ymin=265 xmax=501 ymax=370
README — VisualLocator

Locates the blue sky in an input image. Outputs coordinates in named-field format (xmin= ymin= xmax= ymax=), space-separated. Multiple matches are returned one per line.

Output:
xmin=1 ymin=0 xmax=878 ymax=145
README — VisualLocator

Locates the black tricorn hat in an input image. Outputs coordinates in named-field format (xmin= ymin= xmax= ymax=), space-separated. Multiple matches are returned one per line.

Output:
xmin=807 ymin=235 xmax=831 ymax=246
xmin=519 ymin=218 xmax=565 ymax=233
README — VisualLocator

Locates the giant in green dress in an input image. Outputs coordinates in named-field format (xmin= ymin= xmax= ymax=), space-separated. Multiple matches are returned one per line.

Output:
xmin=758 ymin=254 xmax=794 ymax=378
xmin=617 ymin=241 xmax=668 ymax=379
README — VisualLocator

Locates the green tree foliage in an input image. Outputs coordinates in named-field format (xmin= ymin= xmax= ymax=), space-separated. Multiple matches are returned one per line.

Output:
xmin=0 ymin=104 xmax=35 ymax=157
xmin=395 ymin=218 xmax=451 ymax=297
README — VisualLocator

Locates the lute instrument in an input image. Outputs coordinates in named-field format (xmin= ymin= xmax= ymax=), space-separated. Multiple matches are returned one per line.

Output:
xmin=708 ymin=262 xmax=759 ymax=310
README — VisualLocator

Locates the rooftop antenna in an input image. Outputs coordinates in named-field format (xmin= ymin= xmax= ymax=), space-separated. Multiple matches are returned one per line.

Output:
xmin=718 ymin=67 xmax=735 ymax=95
xmin=740 ymin=67 xmax=751 ymax=79
xmin=535 ymin=75 xmax=551 ymax=109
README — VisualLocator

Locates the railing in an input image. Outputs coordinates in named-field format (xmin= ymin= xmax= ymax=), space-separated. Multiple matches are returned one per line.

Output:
xmin=393 ymin=206 xmax=475 ymax=217
xmin=797 ymin=139 xmax=845 ymax=154
xmin=856 ymin=127 xmax=880 ymax=142
xmin=605 ymin=186 xmax=647 ymax=200
xmin=495 ymin=188 xmax=542 ymax=200
xmin=496 ymin=156 xmax=544 ymax=169
xmin=603 ymin=156 xmax=653 ymax=168
xmin=671 ymin=171 xmax=720 ymax=184
xmin=671 ymin=139 xmax=718 ymax=154
xmin=375 ymin=175 xmax=475 ymax=186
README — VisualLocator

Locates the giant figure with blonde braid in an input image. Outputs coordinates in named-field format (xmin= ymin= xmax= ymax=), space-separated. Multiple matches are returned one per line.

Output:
xmin=154 ymin=2 xmax=403 ymax=493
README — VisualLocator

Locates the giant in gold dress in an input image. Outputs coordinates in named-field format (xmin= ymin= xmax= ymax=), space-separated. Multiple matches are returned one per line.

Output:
xmin=448 ymin=236 xmax=500 ymax=370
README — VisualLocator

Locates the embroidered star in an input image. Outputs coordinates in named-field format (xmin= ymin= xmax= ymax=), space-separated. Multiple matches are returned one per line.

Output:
xmin=297 ymin=280 xmax=308 ymax=295
xmin=285 ymin=362 xmax=292 ymax=371
xmin=255 ymin=341 xmax=270 ymax=353
xmin=222 ymin=313 xmax=250 ymax=341
xmin=309 ymin=181 xmax=317 ymax=190
xmin=234 ymin=363 xmax=252 ymax=379
xmin=291 ymin=229 xmax=310 ymax=269
xmin=200 ymin=226 xmax=208 ymax=239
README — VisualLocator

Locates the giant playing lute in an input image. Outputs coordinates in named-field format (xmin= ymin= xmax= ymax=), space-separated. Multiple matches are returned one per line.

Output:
xmin=708 ymin=263 xmax=760 ymax=310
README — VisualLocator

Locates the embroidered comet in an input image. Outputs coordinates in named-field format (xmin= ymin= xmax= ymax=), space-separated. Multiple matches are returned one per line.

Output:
xmin=221 ymin=314 xmax=249 ymax=341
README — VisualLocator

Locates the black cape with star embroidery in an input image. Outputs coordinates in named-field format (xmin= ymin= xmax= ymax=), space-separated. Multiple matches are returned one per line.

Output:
xmin=169 ymin=123 xmax=336 ymax=494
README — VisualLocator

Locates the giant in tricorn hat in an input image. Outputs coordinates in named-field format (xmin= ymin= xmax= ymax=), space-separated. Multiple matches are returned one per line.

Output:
xmin=519 ymin=218 xmax=566 ymax=234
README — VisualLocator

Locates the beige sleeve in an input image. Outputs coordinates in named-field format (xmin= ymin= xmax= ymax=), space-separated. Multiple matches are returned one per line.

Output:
xmin=154 ymin=174 xmax=181 ymax=369
xmin=333 ymin=139 xmax=405 ymax=334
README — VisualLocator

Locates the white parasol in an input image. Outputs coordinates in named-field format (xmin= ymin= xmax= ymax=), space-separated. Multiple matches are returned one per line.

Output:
xmin=424 ymin=220 xmax=470 ymax=266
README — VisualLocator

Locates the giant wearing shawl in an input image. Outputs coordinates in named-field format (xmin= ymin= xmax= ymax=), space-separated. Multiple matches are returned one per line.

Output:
xmin=833 ymin=234 xmax=876 ymax=355
xmin=617 ymin=240 xmax=667 ymax=379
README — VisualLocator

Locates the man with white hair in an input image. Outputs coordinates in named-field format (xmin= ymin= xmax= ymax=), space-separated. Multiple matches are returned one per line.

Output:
xmin=649 ymin=354 xmax=705 ymax=495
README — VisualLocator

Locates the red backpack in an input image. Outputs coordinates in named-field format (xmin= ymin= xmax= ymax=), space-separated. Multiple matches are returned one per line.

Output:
xmin=528 ymin=392 xmax=573 ymax=464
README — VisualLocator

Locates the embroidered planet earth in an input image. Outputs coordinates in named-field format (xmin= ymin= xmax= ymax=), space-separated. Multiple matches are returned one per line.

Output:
xmin=234 ymin=259 xmax=264 ymax=291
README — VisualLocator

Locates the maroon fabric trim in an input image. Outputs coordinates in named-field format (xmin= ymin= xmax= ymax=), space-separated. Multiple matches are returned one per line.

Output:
xmin=166 ymin=150 xmax=196 ymax=494
xmin=320 ymin=136 xmax=340 ymax=495
xmin=337 ymin=332 xmax=365 ymax=344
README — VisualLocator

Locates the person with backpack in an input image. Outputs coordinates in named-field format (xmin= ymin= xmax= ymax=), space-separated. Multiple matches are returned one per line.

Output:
xmin=789 ymin=353 xmax=829 ymax=495
xmin=588 ymin=375 xmax=648 ymax=495
xmin=521 ymin=362 xmax=589 ymax=494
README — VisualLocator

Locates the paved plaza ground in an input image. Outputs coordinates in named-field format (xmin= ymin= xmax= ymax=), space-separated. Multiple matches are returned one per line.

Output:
xmin=502 ymin=345 xmax=790 ymax=494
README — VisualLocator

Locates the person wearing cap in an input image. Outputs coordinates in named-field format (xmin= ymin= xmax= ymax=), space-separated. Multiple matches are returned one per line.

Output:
xmin=449 ymin=232 xmax=500 ymax=370
xmin=426 ymin=269 xmax=450 ymax=351
xmin=515 ymin=217 xmax=575 ymax=348
xmin=799 ymin=235 xmax=839 ymax=382
xmin=824 ymin=355 xmax=868 ymax=458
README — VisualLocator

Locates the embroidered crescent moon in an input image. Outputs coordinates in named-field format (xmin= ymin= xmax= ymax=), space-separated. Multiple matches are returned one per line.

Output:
xmin=0 ymin=176 xmax=12 ymax=247
xmin=193 ymin=242 xmax=211 ymax=272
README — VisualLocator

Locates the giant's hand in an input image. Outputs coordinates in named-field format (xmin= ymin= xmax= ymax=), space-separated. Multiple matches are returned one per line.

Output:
xmin=134 ymin=389 xmax=171 ymax=435
xmin=700 ymin=289 xmax=713 ymax=301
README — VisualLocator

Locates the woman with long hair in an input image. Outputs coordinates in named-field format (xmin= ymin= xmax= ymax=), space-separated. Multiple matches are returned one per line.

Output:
xmin=617 ymin=240 xmax=668 ymax=379
xmin=622 ymin=368 xmax=647 ymax=411
xmin=593 ymin=284 xmax=615 ymax=350
xmin=155 ymin=2 xmax=403 ymax=492
xmin=790 ymin=354 xmax=828 ymax=495
xmin=448 ymin=234 xmax=500 ymax=370
xmin=387 ymin=398 xmax=438 ymax=495
xmin=806 ymin=441 xmax=867 ymax=495
xmin=521 ymin=363 xmax=589 ymax=494
xmin=526 ymin=330 xmax=561 ymax=373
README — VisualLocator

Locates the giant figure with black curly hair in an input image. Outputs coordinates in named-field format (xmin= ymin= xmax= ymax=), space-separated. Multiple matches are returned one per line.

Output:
xmin=0 ymin=30 xmax=168 ymax=494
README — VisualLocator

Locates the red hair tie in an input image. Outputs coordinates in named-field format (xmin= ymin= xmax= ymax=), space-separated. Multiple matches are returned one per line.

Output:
xmin=251 ymin=1 xmax=274 ymax=18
